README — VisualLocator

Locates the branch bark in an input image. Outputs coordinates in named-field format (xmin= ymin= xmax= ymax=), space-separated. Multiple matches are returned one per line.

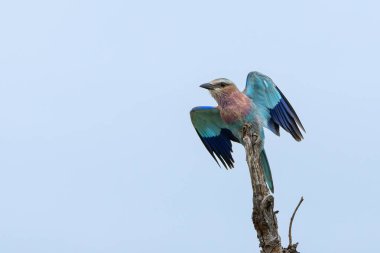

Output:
xmin=241 ymin=123 xmax=302 ymax=253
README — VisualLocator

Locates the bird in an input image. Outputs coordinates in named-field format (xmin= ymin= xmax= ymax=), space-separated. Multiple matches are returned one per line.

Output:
xmin=190 ymin=71 xmax=305 ymax=193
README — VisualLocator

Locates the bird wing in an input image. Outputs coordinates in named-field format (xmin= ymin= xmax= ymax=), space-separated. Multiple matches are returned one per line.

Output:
xmin=190 ymin=106 xmax=239 ymax=169
xmin=243 ymin=71 xmax=305 ymax=141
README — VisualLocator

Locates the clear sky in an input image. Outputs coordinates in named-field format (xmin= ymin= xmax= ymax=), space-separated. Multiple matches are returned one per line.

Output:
xmin=0 ymin=1 xmax=379 ymax=252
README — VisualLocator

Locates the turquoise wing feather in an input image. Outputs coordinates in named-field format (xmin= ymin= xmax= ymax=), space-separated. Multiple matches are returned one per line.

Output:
xmin=244 ymin=71 xmax=305 ymax=141
xmin=190 ymin=106 xmax=239 ymax=169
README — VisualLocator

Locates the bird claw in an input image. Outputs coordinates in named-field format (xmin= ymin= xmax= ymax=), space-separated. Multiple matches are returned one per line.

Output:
xmin=253 ymin=133 xmax=261 ymax=144
xmin=242 ymin=124 xmax=261 ymax=145
xmin=242 ymin=123 xmax=252 ymax=136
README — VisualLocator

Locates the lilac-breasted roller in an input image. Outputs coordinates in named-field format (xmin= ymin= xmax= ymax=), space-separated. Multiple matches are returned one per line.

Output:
xmin=190 ymin=71 xmax=305 ymax=193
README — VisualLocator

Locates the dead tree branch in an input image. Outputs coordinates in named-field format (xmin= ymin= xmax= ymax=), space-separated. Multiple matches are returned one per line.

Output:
xmin=241 ymin=123 xmax=302 ymax=253
xmin=288 ymin=197 xmax=304 ymax=247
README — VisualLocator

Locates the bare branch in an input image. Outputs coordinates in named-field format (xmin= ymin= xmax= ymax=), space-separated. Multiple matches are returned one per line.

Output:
xmin=241 ymin=123 xmax=303 ymax=253
xmin=288 ymin=197 xmax=304 ymax=247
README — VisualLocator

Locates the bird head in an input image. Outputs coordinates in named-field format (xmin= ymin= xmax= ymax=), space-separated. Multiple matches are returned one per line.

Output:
xmin=200 ymin=78 xmax=237 ymax=102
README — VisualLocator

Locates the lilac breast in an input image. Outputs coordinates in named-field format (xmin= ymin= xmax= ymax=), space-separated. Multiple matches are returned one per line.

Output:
xmin=219 ymin=93 xmax=252 ymax=124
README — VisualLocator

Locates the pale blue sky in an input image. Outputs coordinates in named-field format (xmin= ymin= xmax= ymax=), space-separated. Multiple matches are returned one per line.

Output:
xmin=0 ymin=1 xmax=379 ymax=252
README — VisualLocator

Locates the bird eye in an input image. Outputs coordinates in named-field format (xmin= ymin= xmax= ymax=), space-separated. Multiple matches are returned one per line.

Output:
xmin=220 ymin=82 xmax=227 ymax=87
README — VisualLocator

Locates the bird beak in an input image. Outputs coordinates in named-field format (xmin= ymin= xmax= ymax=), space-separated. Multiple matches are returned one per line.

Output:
xmin=200 ymin=83 xmax=214 ymax=90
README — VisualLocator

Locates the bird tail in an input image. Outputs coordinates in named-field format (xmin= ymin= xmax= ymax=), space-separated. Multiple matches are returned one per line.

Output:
xmin=260 ymin=149 xmax=274 ymax=193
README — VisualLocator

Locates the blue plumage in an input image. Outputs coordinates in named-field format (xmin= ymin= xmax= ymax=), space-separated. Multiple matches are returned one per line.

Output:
xmin=190 ymin=107 xmax=236 ymax=168
xmin=191 ymin=72 xmax=305 ymax=193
